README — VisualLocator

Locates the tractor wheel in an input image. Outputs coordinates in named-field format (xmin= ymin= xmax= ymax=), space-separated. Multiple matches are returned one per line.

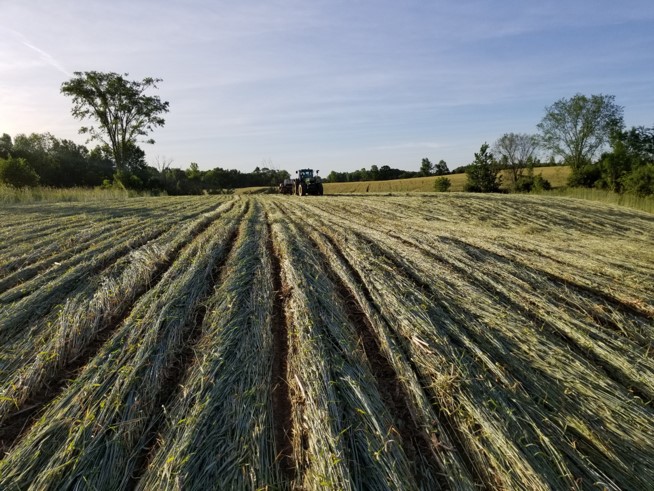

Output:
xmin=318 ymin=184 xmax=324 ymax=196
xmin=299 ymin=183 xmax=306 ymax=196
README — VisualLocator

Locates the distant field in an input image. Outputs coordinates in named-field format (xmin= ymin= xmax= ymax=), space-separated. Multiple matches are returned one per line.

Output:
xmin=1 ymin=193 xmax=653 ymax=489
xmin=324 ymin=165 xmax=571 ymax=193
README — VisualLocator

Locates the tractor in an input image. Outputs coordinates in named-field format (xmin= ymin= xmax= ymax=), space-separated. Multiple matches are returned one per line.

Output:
xmin=294 ymin=169 xmax=324 ymax=196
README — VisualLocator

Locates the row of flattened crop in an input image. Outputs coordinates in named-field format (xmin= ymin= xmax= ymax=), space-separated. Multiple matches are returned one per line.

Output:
xmin=136 ymin=201 xmax=279 ymax=489
xmin=274 ymin=196 xmax=654 ymax=490
xmin=0 ymin=197 xmax=216 ymax=270
xmin=0 ymin=198 xmax=246 ymax=489
xmin=0 ymin=198 xmax=238 ymax=426
xmin=268 ymin=205 xmax=434 ymax=490
xmin=0 ymin=197 xmax=232 ymax=369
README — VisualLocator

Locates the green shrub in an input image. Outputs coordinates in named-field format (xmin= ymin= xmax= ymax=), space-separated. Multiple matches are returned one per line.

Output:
xmin=568 ymin=163 xmax=602 ymax=188
xmin=434 ymin=177 xmax=451 ymax=192
xmin=621 ymin=164 xmax=654 ymax=197
xmin=0 ymin=156 xmax=40 ymax=187
xmin=515 ymin=173 xmax=552 ymax=192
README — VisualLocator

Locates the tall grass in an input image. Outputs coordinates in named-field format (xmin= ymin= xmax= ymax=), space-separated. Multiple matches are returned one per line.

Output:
xmin=0 ymin=184 xmax=154 ymax=203
xmin=534 ymin=187 xmax=654 ymax=214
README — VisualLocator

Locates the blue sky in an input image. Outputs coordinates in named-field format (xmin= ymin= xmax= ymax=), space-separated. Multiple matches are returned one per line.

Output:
xmin=1 ymin=1 xmax=653 ymax=173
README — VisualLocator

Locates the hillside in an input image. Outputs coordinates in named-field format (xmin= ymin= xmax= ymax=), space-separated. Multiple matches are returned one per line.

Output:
xmin=324 ymin=165 xmax=570 ymax=193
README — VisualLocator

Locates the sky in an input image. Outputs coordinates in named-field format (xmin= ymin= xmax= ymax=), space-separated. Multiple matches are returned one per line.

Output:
xmin=1 ymin=0 xmax=653 ymax=174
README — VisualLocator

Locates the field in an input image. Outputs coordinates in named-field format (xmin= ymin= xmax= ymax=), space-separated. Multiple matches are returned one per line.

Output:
xmin=0 ymin=193 xmax=652 ymax=490
xmin=323 ymin=165 xmax=571 ymax=193
xmin=234 ymin=166 xmax=571 ymax=196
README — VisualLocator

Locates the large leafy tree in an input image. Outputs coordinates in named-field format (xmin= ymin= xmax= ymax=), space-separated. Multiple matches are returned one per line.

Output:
xmin=537 ymin=94 xmax=623 ymax=170
xmin=61 ymin=71 xmax=169 ymax=173
xmin=493 ymin=132 xmax=539 ymax=189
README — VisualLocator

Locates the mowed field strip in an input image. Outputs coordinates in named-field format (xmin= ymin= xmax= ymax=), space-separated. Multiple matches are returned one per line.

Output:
xmin=0 ymin=193 xmax=652 ymax=490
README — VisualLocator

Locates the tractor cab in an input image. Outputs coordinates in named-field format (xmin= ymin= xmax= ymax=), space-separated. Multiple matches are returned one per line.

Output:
xmin=298 ymin=169 xmax=315 ymax=181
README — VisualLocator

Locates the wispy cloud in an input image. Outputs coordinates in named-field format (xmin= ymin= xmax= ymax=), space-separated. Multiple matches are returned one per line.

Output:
xmin=9 ymin=29 xmax=70 ymax=77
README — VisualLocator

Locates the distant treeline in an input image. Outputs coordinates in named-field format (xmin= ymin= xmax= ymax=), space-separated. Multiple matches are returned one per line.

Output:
xmin=326 ymin=159 xmax=450 ymax=182
xmin=326 ymin=166 xmax=419 ymax=182
xmin=0 ymin=132 xmax=289 ymax=194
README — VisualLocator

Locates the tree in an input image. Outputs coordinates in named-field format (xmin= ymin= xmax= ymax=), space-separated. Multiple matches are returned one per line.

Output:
xmin=537 ymin=94 xmax=623 ymax=172
xmin=0 ymin=156 xmax=40 ymax=187
xmin=464 ymin=143 xmax=501 ymax=192
xmin=60 ymin=71 xmax=169 ymax=174
xmin=493 ymin=133 xmax=539 ymax=189
xmin=420 ymin=158 xmax=434 ymax=176
xmin=598 ymin=126 xmax=654 ymax=192
xmin=0 ymin=133 xmax=12 ymax=159
xmin=434 ymin=159 xmax=449 ymax=175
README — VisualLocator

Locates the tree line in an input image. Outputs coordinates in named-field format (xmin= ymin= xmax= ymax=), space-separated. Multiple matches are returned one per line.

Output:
xmin=1 ymin=71 xmax=652 ymax=197
xmin=326 ymin=159 xmax=449 ymax=183
xmin=460 ymin=94 xmax=654 ymax=196
xmin=0 ymin=132 xmax=289 ymax=194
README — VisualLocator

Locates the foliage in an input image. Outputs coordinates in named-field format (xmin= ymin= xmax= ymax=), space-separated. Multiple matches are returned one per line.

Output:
xmin=434 ymin=176 xmax=451 ymax=192
xmin=493 ymin=133 xmax=539 ymax=190
xmin=61 ymin=71 xmax=169 ymax=173
xmin=464 ymin=143 xmax=502 ymax=192
xmin=327 ymin=165 xmax=419 ymax=183
xmin=566 ymin=163 xmax=602 ymax=188
xmin=0 ymin=131 xmax=293 ymax=194
xmin=514 ymin=168 xmax=552 ymax=192
xmin=0 ymin=156 xmax=40 ymax=187
xmin=621 ymin=164 xmax=654 ymax=197
xmin=420 ymin=158 xmax=433 ymax=176
xmin=537 ymin=93 xmax=624 ymax=171
xmin=563 ymin=125 xmax=654 ymax=196
xmin=434 ymin=159 xmax=449 ymax=175
xmin=8 ymin=132 xmax=114 ymax=187
xmin=0 ymin=133 xmax=12 ymax=159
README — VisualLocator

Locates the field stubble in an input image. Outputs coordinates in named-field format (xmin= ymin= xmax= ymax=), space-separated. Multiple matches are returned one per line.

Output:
xmin=0 ymin=193 xmax=652 ymax=490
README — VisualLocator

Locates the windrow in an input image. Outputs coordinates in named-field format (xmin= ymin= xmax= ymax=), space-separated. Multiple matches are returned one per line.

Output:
xmin=137 ymin=201 xmax=280 ymax=489
xmin=0 ymin=199 xmax=246 ymax=490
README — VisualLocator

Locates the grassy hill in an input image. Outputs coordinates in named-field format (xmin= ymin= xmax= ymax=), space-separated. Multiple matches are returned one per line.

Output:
xmin=324 ymin=165 xmax=570 ymax=194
